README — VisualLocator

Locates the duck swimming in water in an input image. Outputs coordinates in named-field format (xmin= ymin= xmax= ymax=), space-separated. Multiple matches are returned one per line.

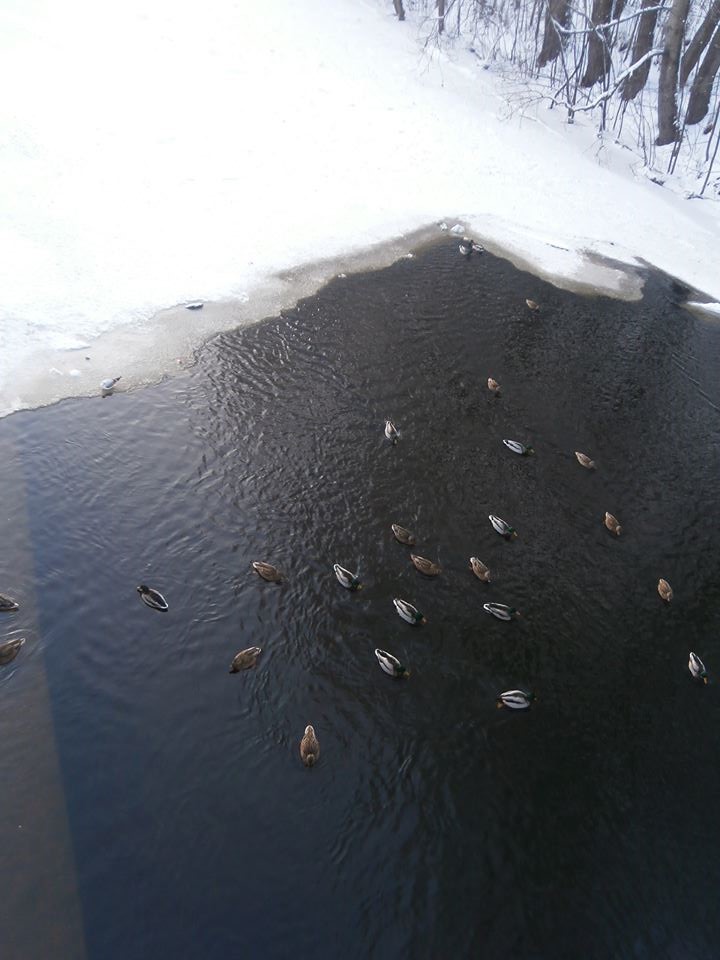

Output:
xmin=252 ymin=561 xmax=283 ymax=582
xmin=393 ymin=598 xmax=426 ymax=625
xmin=459 ymin=237 xmax=485 ymax=256
xmin=658 ymin=578 xmax=673 ymax=602
xmin=484 ymin=603 xmax=521 ymax=621
xmin=489 ymin=515 xmax=517 ymax=539
xmin=0 ymin=594 xmax=19 ymax=612
xmin=333 ymin=564 xmax=362 ymax=590
xmin=229 ymin=646 xmax=262 ymax=673
xmin=575 ymin=451 xmax=596 ymax=469
xmin=503 ymin=439 xmax=534 ymax=456
xmin=604 ymin=512 xmax=621 ymax=536
xmin=487 ymin=377 xmax=501 ymax=395
xmin=410 ymin=554 xmax=441 ymax=576
xmin=137 ymin=585 xmax=168 ymax=611
xmin=689 ymin=652 xmax=708 ymax=683
xmin=0 ymin=637 xmax=25 ymax=666
xmin=375 ymin=648 xmax=409 ymax=678
xmin=384 ymin=420 xmax=400 ymax=444
xmin=525 ymin=299 xmax=540 ymax=312
xmin=300 ymin=725 xmax=320 ymax=766
xmin=391 ymin=523 xmax=416 ymax=546
xmin=469 ymin=557 xmax=491 ymax=581
xmin=497 ymin=689 xmax=534 ymax=709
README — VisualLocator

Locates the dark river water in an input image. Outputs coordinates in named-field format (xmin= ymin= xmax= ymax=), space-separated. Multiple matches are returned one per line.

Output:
xmin=2 ymin=240 xmax=720 ymax=960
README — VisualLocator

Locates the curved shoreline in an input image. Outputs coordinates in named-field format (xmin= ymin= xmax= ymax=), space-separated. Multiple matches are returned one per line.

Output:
xmin=0 ymin=221 xmax=711 ymax=421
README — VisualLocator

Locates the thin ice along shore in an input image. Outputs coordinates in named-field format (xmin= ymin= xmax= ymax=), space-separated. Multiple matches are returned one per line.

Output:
xmin=1 ymin=0 xmax=719 ymax=415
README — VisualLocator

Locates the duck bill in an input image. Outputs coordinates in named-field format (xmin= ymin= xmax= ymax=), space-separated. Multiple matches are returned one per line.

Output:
xmin=703 ymin=676 xmax=709 ymax=684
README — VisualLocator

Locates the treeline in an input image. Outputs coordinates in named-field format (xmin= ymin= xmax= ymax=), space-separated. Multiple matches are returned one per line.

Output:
xmin=392 ymin=0 xmax=720 ymax=191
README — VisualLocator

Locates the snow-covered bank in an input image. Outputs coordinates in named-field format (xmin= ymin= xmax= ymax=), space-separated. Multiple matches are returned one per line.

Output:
xmin=2 ymin=0 xmax=719 ymax=417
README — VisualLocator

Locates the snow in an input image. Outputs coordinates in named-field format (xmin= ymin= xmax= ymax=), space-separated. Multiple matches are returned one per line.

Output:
xmin=1 ymin=0 xmax=719 ymax=417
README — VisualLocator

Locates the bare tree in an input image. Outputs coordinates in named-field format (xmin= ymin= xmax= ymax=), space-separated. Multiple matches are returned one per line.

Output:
xmin=582 ymin=0 xmax=615 ymax=86
xmin=680 ymin=0 xmax=720 ymax=84
xmin=621 ymin=0 xmax=662 ymax=100
xmin=438 ymin=0 xmax=446 ymax=34
xmin=393 ymin=0 xmax=406 ymax=21
xmin=538 ymin=0 xmax=573 ymax=67
xmin=656 ymin=0 xmax=691 ymax=144
xmin=685 ymin=24 xmax=720 ymax=123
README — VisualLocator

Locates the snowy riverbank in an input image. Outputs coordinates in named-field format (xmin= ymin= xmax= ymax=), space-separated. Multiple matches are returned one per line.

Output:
xmin=2 ymin=0 xmax=719 ymax=417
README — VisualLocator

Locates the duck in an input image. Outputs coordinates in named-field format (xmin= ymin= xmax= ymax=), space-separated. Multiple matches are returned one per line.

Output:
xmin=0 ymin=637 xmax=25 ymax=666
xmin=497 ymin=689 xmax=534 ymax=709
xmin=525 ymin=299 xmax=540 ymax=312
xmin=658 ymin=578 xmax=673 ymax=602
xmin=0 ymin=594 xmax=19 ymax=612
xmin=300 ymin=725 xmax=320 ymax=766
xmin=604 ymin=512 xmax=621 ymax=536
xmin=575 ymin=451 xmax=596 ymax=469
xmin=375 ymin=648 xmax=409 ymax=678
xmin=229 ymin=646 xmax=262 ymax=673
xmin=689 ymin=652 xmax=708 ymax=684
xmin=487 ymin=377 xmax=501 ymax=395
xmin=185 ymin=301 xmax=204 ymax=310
xmin=100 ymin=376 xmax=121 ymax=396
xmin=489 ymin=515 xmax=517 ymax=539
xmin=137 ymin=585 xmax=168 ymax=611
xmin=459 ymin=237 xmax=485 ymax=256
xmin=391 ymin=523 xmax=416 ymax=546
xmin=252 ymin=561 xmax=283 ymax=582
xmin=384 ymin=419 xmax=400 ymax=444
xmin=333 ymin=563 xmax=362 ymax=590
xmin=410 ymin=554 xmax=441 ymax=576
xmin=484 ymin=602 xmax=521 ymax=621
xmin=469 ymin=557 xmax=491 ymax=582
xmin=503 ymin=439 xmax=534 ymax=456
xmin=393 ymin=598 xmax=426 ymax=625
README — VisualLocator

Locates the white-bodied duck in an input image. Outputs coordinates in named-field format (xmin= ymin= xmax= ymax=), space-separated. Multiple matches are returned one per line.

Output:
xmin=375 ymin=648 xmax=409 ymax=678
xmin=484 ymin=603 xmax=521 ymax=621
xmin=334 ymin=563 xmax=362 ymax=591
xmin=393 ymin=598 xmax=426 ymax=625
xmin=503 ymin=439 xmax=534 ymax=456
xmin=489 ymin=515 xmax=517 ymax=539
xmin=384 ymin=420 xmax=400 ymax=444
xmin=497 ymin=689 xmax=534 ymax=709
xmin=689 ymin=652 xmax=708 ymax=684
xmin=137 ymin=584 xmax=168 ymax=611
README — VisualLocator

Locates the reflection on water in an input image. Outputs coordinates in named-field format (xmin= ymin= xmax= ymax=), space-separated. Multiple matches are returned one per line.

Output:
xmin=1 ymin=240 xmax=720 ymax=959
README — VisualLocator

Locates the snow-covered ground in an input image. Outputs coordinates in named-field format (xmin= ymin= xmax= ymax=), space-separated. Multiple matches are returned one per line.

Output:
xmin=2 ymin=0 xmax=719 ymax=417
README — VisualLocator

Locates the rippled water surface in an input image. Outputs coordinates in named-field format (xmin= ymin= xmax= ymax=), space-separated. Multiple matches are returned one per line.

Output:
xmin=2 ymin=241 xmax=720 ymax=959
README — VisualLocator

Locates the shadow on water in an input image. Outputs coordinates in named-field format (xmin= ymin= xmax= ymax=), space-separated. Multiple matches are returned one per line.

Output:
xmin=1 ymin=239 xmax=720 ymax=959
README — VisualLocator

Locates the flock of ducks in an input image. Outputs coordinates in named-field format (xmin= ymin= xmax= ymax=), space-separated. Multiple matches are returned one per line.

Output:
xmin=1 ymin=264 xmax=711 ymax=768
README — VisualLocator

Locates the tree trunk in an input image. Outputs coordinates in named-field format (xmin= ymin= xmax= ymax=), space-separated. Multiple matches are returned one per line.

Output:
xmin=621 ymin=0 xmax=660 ymax=100
xmin=537 ymin=0 xmax=572 ymax=68
xmin=438 ymin=0 xmax=445 ymax=34
xmin=581 ymin=0 xmax=614 ymax=87
xmin=393 ymin=0 xmax=405 ymax=21
xmin=656 ymin=0 xmax=691 ymax=145
xmin=685 ymin=26 xmax=720 ymax=124
xmin=680 ymin=0 xmax=720 ymax=85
